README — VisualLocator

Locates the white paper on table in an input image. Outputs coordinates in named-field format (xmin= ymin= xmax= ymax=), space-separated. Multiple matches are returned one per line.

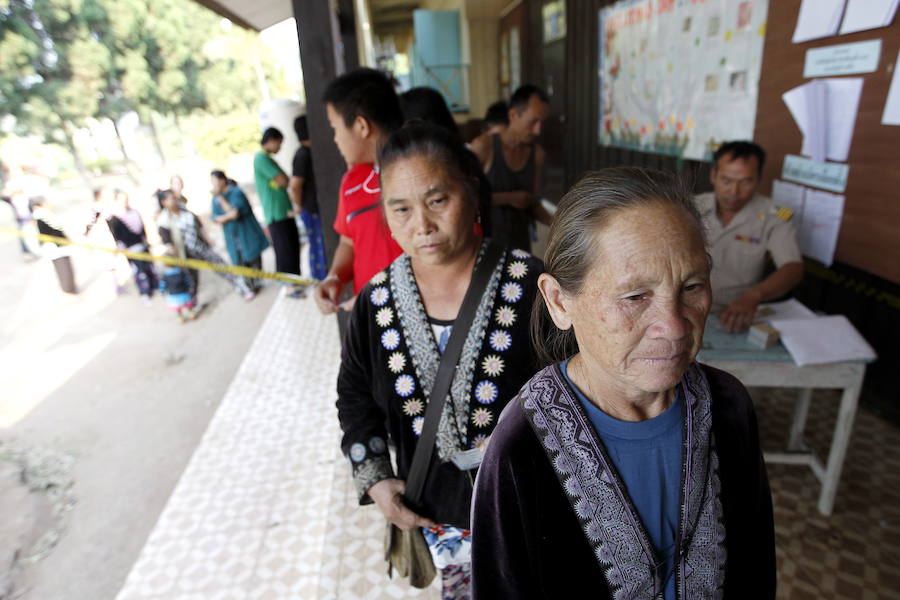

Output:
xmin=755 ymin=298 xmax=817 ymax=324
xmin=798 ymin=189 xmax=844 ymax=266
xmin=770 ymin=315 xmax=876 ymax=366
xmin=882 ymin=49 xmax=900 ymax=125
xmin=839 ymin=0 xmax=899 ymax=34
xmin=782 ymin=78 xmax=863 ymax=163
xmin=793 ymin=0 xmax=847 ymax=43
xmin=771 ymin=179 xmax=806 ymax=219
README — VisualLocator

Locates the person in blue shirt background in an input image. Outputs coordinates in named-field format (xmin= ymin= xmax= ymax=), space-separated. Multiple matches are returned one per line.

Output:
xmin=210 ymin=169 xmax=269 ymax=292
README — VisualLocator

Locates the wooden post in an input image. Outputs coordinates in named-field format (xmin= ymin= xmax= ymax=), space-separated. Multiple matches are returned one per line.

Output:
xmin=292 ymin=0 xmax=357 ymax=265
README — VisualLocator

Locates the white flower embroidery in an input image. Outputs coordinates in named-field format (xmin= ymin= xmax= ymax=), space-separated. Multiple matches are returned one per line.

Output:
xmin=412 ymin=416 xmax=425 ymax=436
xmin=387 ymin=351 xmax=406 ymax=373
xmin=375 ymin=307 xmax=394 ymax=327
xmin=507 ymin=261 xmax=528 ymax=279
xmin=472 ymin=408 xmax=493 ymax=428
xmin=489 ymin=330 xmax=512 ymax=352
xmin=370 ymin=286 xmax=390 ymax=307
xmin=403 ymin=398 xmax=424 ymax=416
xmin=370 ymin=270 xmax=387 ymax=285
xmin=395 ymin=374 xmax=416 ymax=397
xmin=474 ymin=381 xmax=499 ymax=404
xmin=511 ymin=249 xmax=530 ymax=259
xmin=481 ymin=354 xmax=505 ymax=377
xmin=381 ymin=328 xmax=401 ymax=351
xmin=495 ymin=305 xmax=517 ymax=327
xmin=500 ymin=282 xmax=523 ymax=303
xmin=369 ymin=436 xmax=387 ymax=454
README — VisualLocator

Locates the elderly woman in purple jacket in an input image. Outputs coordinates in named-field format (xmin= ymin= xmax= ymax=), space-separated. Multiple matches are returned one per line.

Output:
xmin=471 ymin=168 xmax=776 ymax=599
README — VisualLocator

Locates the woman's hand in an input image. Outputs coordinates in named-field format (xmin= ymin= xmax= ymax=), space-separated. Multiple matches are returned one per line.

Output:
xmin=368 ymin=478 xmax=437 ymax=531
xmin=314 ymin=275 xmax=344 ymax=314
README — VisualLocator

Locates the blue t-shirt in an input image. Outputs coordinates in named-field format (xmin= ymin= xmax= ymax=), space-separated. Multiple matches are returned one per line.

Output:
xmin=560 ymin=359 xmax=683 ymax=599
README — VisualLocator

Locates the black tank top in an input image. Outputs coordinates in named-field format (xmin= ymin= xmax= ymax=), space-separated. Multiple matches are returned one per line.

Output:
xmin=485 ymin=134 xmax=535 ymax=252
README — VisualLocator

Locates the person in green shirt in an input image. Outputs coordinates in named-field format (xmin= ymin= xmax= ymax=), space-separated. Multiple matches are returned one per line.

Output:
xmin=254 ymin=127 xmax=302 ymax=283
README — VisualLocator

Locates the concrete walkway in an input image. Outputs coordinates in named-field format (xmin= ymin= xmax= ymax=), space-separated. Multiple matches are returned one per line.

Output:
xmin=115 ymin=292 xmax=440 ymax=599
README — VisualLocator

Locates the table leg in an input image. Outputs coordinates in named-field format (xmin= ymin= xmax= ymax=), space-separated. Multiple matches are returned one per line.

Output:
xmin=788 ymin=388 xmax=813 ymax=451
xmin=818 ymin=378 xmax=863 ymax=516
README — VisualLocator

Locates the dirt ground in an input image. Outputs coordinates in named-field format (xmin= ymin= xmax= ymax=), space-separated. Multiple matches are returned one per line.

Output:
xmin=0 ymin=168 xmax=281 ymax=599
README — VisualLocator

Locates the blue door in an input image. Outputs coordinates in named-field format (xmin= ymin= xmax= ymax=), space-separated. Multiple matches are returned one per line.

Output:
xmin=411 ymin=10 xmax=467 ymax=111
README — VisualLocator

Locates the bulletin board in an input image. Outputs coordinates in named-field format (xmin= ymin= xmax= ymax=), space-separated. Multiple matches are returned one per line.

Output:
xmin=598 ymin=0 xmax=769 ymax=161
xmin=754 ymin=0 xmax=900 ymax=285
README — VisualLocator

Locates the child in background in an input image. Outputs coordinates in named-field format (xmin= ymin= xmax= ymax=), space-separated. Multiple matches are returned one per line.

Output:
xmin=158 ymin=247 xmax=198 ymax=322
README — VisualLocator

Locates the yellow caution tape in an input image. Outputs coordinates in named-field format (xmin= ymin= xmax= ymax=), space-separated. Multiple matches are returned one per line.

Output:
xmin=1 ymin=226 xmax=319 ymax=286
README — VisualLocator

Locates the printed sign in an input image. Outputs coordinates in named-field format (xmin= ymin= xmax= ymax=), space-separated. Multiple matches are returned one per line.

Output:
xmin=804 ymin=39 xmax=882 ymax=78
xmin=782 ymin=154 xmax=850 ymax=193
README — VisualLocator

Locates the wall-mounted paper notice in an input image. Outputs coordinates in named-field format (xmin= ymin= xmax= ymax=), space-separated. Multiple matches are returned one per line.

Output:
xmin=782 ymin=78 xmax=863 ymax=162
xmin=798 ymin=189 xmax=845 ymax=267
xmin=782 ymin=155 xmax=849 ymax=193
xmin=883 ymin=49 xmax=900 ymax=125
xmin=772 ymin=179 xmax=806 ymax=217
xmin=793 ymin=0 xmax=846 ymax=43
xmin=839 ymin=0 xmax=899 ymax=35
xmin=804 ymin=39 xmax=882 ymax=78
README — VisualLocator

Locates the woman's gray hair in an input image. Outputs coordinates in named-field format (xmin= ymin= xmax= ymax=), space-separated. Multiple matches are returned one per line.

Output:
xmin=531 ymin=167 xmax=707 ymax=367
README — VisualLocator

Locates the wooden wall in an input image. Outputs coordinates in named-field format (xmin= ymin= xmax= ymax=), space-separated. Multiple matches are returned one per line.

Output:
xmin=755 ymin=0 xmax=900 ymax=286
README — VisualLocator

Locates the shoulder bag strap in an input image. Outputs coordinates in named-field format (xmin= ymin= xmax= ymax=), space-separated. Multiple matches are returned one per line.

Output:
xmin=404 ymin=242 xmax=504 ymax=506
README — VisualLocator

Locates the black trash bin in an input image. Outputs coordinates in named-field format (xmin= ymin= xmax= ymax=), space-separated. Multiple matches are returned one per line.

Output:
xmin=52 ymin=254 xmax=77 ymax=294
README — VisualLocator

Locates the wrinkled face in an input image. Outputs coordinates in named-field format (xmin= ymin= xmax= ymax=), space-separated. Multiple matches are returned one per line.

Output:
xmin=210 ymin=176 xmax=227 ymax=195
xmin=381 ymin=154 xmax=478 ymax=266
xmin=562 ymin=202 xmax=711 ymax=395
xmin=509 ymin=95 xmax=550 ymax=144
xmin=170 ymin=176 xmax=184 ymax=195
xmin=326 ymin=103 xmax=368 ymax=166
xmin=710 ymin=154 xmax=760 ymax=214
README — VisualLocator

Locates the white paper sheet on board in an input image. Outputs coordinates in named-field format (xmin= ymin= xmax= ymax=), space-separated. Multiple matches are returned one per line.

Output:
xmin=782 ymin=78 xmax=863 ymax=162
xmin=883 ymin=49 xmax=900 ymax=125
xmin=770 ymin=315 xmax=876 ymax=366
xmin=798 ymin=189 xmax=844 ymax=267
xmin=771 ymin=179 xmax=806 ymax=217
xmin=793 ymin=0 xmax=846 ymax=43
xmin=839 ymin=0 xmax=899 ymax=35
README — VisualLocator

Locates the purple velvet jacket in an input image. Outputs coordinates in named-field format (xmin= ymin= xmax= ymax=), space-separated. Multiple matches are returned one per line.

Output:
xmin=471 ymin=362 xmax=776 ymax=599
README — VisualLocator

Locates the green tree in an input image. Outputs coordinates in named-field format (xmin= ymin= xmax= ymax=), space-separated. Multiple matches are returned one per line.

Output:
xmin=0 ymin=0 xmax=107 ymax=185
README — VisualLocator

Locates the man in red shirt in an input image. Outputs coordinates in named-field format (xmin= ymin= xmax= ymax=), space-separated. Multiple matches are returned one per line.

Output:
xmin=314 ymin=68 xmax=404 ymax=314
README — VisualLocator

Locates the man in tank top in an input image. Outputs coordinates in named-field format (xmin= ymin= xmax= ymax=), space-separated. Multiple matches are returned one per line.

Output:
xmin=470 ymin=85 xmax=554 ymax=253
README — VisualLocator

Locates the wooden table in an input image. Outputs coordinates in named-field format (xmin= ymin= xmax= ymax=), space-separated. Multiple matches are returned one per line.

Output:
xmin=698 ymin=317 xmax=870 ymax=516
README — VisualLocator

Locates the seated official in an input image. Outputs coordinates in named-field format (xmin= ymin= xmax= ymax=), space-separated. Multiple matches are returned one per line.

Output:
xmin=695 ymin=141 xmax=803 ymax=332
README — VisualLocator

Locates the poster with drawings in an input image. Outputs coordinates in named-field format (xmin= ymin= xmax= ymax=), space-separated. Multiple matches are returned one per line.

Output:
xmin=599 ymin=0 xmax=769 ymax=161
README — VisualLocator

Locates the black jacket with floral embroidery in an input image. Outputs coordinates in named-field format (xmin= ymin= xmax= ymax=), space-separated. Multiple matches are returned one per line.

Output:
xmin=336 ymin=243 xmax=542 ymax=528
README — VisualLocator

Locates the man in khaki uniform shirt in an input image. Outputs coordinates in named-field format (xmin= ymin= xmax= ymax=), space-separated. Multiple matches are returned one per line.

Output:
xmin=696 ymin=141 xmax=803 ymax=332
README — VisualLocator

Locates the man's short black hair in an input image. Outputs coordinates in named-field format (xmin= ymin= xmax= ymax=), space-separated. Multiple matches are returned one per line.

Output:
xmin=713 ymin=141 xmax=766 ymax=174
xmin=509 ymin=84 xmax=549 ymax=112
xmin=261 ymin=127 xmax=284 ymax=145
xmin=484 ymin=101 xmax=509 ymax=125
xmin=294 ymin=116 xmax=309 ymax=141
xmin=323 ymin=67 xmax=403 ymax=133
